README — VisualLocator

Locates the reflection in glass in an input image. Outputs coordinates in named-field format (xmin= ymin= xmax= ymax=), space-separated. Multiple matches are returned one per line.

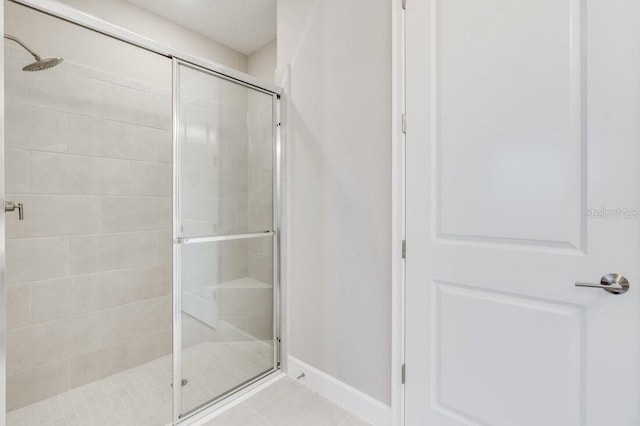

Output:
xmin=180 ymin=237 xmax=274 ymax=413
xmin=178 ymin=64 xmax=273 ymax=238
xmin=176 ymin=62 xmax=277 ymax=416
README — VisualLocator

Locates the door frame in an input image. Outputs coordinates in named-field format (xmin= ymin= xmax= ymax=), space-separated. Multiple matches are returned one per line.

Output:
xmin=0 ymin=2 xmax=6 ymax=425
xmin=172 ymin=58 xmax=283 ymax=423
xmin=0 ymin=1 xmax=284 ymax=425
xmin=391 ymin=0 xmax=406 ymax=425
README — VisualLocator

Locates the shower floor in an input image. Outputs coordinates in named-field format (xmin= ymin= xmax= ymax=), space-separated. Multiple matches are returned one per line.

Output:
xmin=6 ymin=340 xmax=273 ymax=426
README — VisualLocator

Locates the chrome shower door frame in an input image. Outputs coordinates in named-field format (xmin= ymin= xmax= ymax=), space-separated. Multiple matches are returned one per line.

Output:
xmin=171 ymin=58 xmax=282 ymax=424
xmin=0 ymin=4 xmax=7 ymax=426
xmin=0 ymin=2 xmax=284 ymax=426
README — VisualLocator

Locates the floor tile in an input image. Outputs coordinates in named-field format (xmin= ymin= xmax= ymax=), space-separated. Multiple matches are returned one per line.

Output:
xmin=7 ymin=341 xmax=271 ymax=426
xmin=202 ymin=403 xmax=269 ymax=426
xmin=339 ymin=414 xmax=372 ymax=426
xmin=246 ymin=378 xmax=350 ymax=426
xmin=8 ymin=349 xmax=367 ymax=426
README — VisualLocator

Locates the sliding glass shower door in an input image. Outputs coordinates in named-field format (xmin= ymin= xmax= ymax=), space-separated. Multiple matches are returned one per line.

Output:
xmin=173 ymin=60 xmax=280 ymax=420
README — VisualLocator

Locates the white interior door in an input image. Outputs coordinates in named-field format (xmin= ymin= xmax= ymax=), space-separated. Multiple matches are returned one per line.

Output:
xmin=405 ymin=1 xmax=640 ymax=425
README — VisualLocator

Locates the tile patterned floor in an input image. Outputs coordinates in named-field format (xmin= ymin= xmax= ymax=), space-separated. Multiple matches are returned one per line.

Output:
xmin=200 ymin=377 xmax=370 ymax=426
xmin=181 ymin=341 xmax=273 ymax=413
xmin=7 ymin=358 xmax=172 ymax=426
xmin=6 ymin=341 xmax=272 ymax=426
xmin=7 ymin=344 xmax=368 ymax=426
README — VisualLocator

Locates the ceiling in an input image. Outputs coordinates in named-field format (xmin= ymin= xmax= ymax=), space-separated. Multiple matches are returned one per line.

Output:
xmin=125 ymin=0 xmax=276 ymax=55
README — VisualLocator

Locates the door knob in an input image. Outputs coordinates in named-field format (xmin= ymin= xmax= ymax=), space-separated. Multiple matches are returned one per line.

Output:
xmin=575 ymin=273 xmax=629 ymax=295
xmin=4 ymin=201 xmax=23 ymax=220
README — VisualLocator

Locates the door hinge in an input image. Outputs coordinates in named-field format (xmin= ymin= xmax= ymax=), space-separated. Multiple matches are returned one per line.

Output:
xmin=402 ymin=240 xmax=406 ymax=259
xmin=401 ymin=364 xmax=406 ymax=384
xmin=402 ymin=113 xmax=406 ymax=133
xmin=402 ymin=0 xmax=406 ymax=10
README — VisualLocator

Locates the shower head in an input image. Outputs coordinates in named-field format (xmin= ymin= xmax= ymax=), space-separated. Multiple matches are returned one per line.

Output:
xmin=4 ymin=34 xmax=63 ymax=71
xmin=22 ymin=57 xmax=64 ymax=72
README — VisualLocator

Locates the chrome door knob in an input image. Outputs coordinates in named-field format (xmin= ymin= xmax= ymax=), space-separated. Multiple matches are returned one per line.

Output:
xmin=575 ymin=273 xmax=630 ymax=295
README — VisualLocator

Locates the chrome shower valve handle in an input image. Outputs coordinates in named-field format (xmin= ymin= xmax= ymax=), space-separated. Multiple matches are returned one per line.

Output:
xmin=4 ymin=201 xmax=24 ymax=220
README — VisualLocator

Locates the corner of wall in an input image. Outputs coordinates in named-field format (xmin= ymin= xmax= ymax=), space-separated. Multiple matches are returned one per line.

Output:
xmin=287 ymin=356 xmax=392 ymax=426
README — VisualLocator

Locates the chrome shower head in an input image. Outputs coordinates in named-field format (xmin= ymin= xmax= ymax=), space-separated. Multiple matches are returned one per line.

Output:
xmin=4 ymin=34 xmax=63 ymax=72
xmin=22 ymin=57 xmax=64 ymax=72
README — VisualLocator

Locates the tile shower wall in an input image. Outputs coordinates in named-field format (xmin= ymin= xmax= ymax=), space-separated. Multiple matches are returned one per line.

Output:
xmin=4 ymin=44 xmax=172 ymax=410
xmin=179 ymin=79 xmax=250 ymax=238
xmin=230 ymin=90 xmax=274 ymax=342
xmin=178 ymin=67 xmax=275 ymax=346
xmin=178 ymin=71 xmax=253 ymax=337
xmin=247 ymin=91 xmax=273 ymax=286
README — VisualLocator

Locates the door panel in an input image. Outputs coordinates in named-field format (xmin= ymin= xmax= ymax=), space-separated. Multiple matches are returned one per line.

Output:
xmin=405 ymin=0 xmax=640 ymax=425
xmin=173 ymin=60 xmax=278 ymax=418
xmin=176 ymin=63 xmax=274 ymax=239
xmin=179 ymin=236 xmax=275 ymax=414
xmin=434 ymin=0 xmax=583 ymax=248
xmin=433 ymin=283 xmax=582 ymax=425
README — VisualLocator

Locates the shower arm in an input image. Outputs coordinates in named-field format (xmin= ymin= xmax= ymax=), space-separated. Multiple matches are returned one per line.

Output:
xmin=4 ymin=34 xmax=42 ymax=61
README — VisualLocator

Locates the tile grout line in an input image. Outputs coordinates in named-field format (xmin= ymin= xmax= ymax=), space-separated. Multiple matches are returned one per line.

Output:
xmin=6 ymin=229 xmax=172 ymax=243
xmin=7 ymin=100 xmax=172 ymax=132
xmin=7 ymin=293 xmax=172 ymax=336
xmin=6 ymin=228 xmax=171 ymax=241
xmin=244 ymin=401 xmax=275 ymax=425
xmin=6 ymin=261 xmax=172 ymax=287
xmin=337 ymin=414 xmax=354 ymax=426
xmin=11 ymin=145 xmax=172 ymax=165
xmin=5 ymin=193 xmax=172 ymax=199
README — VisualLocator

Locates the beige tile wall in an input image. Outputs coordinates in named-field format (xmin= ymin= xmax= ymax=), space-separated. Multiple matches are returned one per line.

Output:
xmin=178 ymin=67 xmax=274 ymax=346
xmin=247 ymin=91 xmax=274 ymax=286
xmin=227 ymin=88 xmax=274 ymax=343
xmin=4 ymin=45 xmax=276 ymax=410
xmin=178 ymin=69 xmax=251 ymax=238
xmin=4 ymin=44 xmax=172 ymax=410
xmin=178 ymin=67 xmax=253 ymax=337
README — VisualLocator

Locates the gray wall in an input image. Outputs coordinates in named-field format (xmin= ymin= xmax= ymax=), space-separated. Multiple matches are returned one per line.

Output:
xmin=277 ymin=0 xmax=392 ymax=404
xmin=248 ymin=39 xmax=277 ymax=84
xmin=50 ymin=0 xmax=248 ymax=73
xmin=5 ymin=0 xmax=248 ymax=89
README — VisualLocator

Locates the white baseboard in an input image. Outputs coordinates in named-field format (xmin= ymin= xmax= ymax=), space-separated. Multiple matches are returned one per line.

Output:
xmin=287 ymin=356 xmax=392 ymax=426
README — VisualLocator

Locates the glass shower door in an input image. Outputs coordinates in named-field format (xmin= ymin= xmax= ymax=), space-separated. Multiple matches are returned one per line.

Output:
xmin=173 ymin=60 xmax=279 ymax=420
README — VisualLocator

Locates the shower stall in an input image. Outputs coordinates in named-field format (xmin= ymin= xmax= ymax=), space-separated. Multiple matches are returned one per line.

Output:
xmin=2 ymin=1 xmax=282 ymax=425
